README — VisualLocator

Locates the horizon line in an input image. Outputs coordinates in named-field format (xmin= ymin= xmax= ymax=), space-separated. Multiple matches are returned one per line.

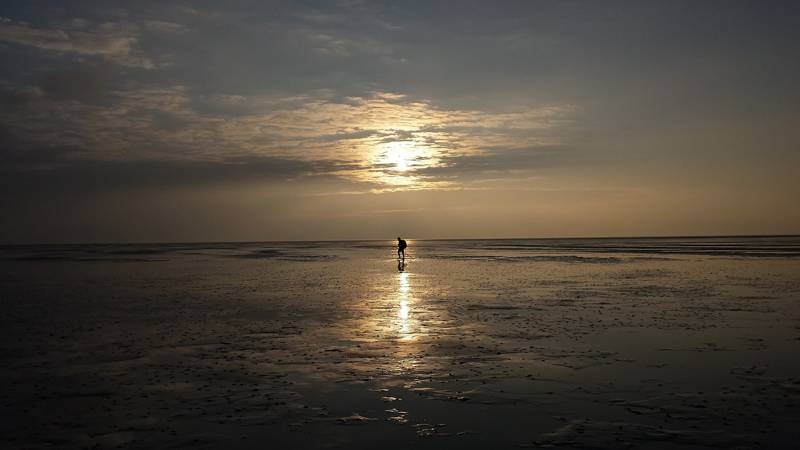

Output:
xmin=1 ymin=233 xmax=798 ymax=247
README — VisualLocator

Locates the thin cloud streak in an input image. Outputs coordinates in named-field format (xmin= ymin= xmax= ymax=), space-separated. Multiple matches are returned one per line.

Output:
xmin=0 ymin=16 xmax=155 ymax=68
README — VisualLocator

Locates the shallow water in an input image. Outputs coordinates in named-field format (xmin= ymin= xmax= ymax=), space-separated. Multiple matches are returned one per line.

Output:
xmin=1 ymin=237 xmax=799 ymax=449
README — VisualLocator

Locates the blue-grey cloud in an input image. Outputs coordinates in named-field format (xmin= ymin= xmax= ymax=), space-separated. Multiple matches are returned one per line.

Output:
xmin=0 ymin=16 xmax=155 ymax=68
xmin=415 ymin=146 xmax=573 ymax=180
xmin=0 ymin=145 xmax=360 ymax=193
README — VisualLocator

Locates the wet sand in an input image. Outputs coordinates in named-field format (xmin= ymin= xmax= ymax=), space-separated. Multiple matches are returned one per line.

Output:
xmin=1 ymin=238 xmax=799 ymax=449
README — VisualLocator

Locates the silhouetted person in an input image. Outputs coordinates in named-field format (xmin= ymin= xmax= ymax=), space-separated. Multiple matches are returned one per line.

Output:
xmin=397 ymin=237 xmax=407 ymax=261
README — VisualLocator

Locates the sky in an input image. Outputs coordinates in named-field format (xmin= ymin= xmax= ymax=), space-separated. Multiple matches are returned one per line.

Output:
xmin=1 ymin=0 xmax=798 ymax=243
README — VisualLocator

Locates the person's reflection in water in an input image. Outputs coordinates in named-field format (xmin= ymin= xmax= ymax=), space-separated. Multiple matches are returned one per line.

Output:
xmin=397 ymin=259 xmax=405 ymax=272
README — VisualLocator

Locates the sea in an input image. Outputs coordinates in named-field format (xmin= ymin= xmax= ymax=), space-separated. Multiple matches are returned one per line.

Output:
xmin=2 ymin=235 xmax=799 ymax=262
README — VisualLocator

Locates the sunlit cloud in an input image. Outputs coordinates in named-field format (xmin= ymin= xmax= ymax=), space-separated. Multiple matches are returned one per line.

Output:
xmin=2 ymin=86 xmax=575 ymax=190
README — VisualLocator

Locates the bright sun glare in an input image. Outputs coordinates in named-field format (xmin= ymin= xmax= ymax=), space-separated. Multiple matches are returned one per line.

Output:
xmin=367 ymin=136 xmax=444 ymax=188
xmin=382 ymin=140 xmax=415 ymax=172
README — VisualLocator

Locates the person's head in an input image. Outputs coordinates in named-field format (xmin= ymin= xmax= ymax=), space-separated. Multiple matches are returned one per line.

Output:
xmin=397 ymin=237 xmax=401 ymax=241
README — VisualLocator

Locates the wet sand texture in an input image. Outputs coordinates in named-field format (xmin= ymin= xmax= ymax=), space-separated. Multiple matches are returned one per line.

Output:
xmin=1 ymin=237 xmax=799 ymax=449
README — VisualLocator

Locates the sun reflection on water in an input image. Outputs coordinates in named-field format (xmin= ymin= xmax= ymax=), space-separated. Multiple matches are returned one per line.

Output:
xmin=396 ymin=271 xmax=414 ymax=340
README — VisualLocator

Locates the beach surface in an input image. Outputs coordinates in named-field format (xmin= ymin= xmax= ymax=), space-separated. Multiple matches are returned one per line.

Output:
xmin=1 ymin=237 xmax=799 ymax=449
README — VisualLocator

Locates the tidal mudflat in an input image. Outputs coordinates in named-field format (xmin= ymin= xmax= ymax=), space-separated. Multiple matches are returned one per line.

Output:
xmin=1 ymin=237 xmax=799 ymax=449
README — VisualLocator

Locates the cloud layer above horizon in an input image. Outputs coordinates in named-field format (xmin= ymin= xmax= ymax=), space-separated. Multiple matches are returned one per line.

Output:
xmin=1 ymin=1 xmax=798 ymax=242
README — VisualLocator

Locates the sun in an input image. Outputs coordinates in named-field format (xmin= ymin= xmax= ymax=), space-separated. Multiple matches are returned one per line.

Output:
xmin=368 ymin=138 xmax=444 ymax=188
xmin=382 ymin=140 xmax=416 ymax=172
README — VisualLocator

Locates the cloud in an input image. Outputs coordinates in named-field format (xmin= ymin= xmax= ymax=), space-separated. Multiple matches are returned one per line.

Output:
xmin=0 ymin=17 xmax=154 ymax=68
xmin=0 ymin=84 xmax=576 ymax=190
xmin=0 ymin=146 xmax=359 ymax=192
xmin=144 ymin=20 xmax=187 ymax=34
xmin=415 ymin=146 xmax=572 ymax=181
xmin=0 ymin=84 xmax=45 ymax=110
xmin=39 ymin=64 xmax=114 ymax=101
xmin=300 ymin=28 xmax=399 ymax=61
